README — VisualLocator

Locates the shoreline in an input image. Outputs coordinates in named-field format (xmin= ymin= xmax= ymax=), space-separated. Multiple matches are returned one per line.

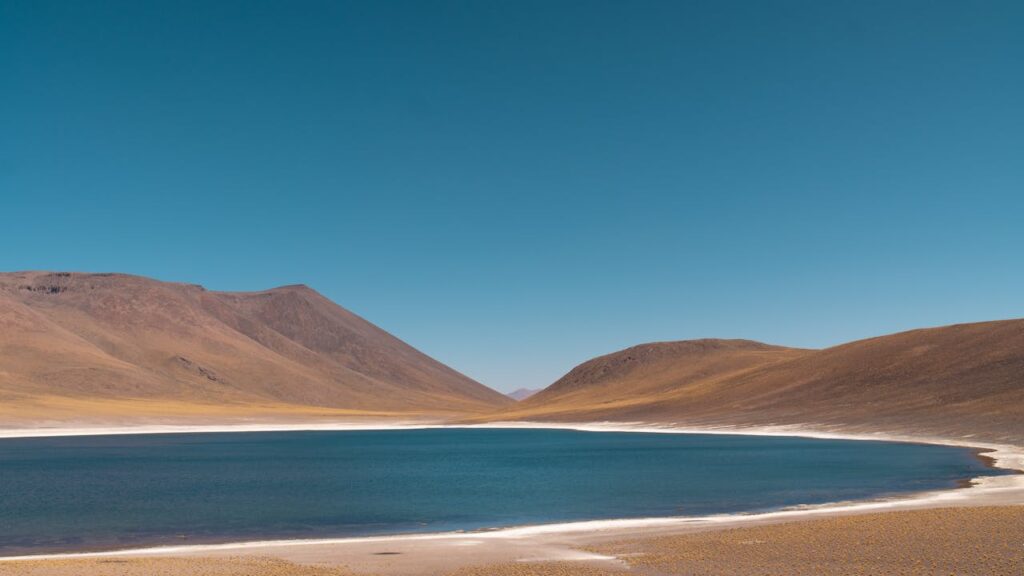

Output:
xmin=1 ymin=421 xmax=1022 ymax=565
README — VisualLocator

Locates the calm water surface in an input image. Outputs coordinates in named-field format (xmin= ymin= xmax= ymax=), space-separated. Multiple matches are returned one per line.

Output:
xmin=0 ymin=428 xmax=1004 ymax=555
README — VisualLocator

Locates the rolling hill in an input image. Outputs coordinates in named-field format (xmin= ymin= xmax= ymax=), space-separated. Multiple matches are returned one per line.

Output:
xmin=486 ymin=322 xmax=1024 ymax=444
xmin=0 ymin=271 xmax=511 ymax=424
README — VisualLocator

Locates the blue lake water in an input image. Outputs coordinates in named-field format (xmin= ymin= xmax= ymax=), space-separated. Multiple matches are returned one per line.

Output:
xmin=0 ymin=428 xmax=1005 ymax=555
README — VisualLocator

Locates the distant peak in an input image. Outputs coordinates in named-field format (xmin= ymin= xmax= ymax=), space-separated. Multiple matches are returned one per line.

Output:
xmin=0 ymin=271 xmax=166 ymax=295
xmin=262 ymin=283 xmax=325 ymax=298
xmin=271 ymin=283 xmax=314 ymax=291
xmin=507 ymin=387 xmax=541 ymax=401
xmin=612 ymin=338 xmax=786 ymax=357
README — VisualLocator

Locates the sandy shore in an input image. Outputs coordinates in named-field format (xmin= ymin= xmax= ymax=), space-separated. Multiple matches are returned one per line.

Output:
xmin=0 ymin=421 xmax=1022 ymax=574
xmin=0 ymin=557 xmax=359 ymax=576
xmin=2 ymin=507 xmax=1021 ymax=575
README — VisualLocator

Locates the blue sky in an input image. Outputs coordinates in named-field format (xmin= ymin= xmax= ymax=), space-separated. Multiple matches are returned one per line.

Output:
xmin=2 ymin=1 xmax=1022 ymax=392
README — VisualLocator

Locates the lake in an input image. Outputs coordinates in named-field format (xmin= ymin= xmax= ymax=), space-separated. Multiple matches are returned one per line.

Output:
xmin=0 ymin=428 xmax=1004 ymax=555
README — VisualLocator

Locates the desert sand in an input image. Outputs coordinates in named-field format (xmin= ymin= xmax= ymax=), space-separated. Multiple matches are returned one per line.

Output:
xmin=2 ymin=506 xmax=1021 ymax=575
xmin=594 ymin=506 xmax=1024 ymax=576
xmin=0 ymin=557 xmax=358 ymax=576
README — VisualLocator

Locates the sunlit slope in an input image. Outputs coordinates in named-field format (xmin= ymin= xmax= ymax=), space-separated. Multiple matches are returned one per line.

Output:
xmin=0 ymin=272 xmax=510 ymax=423
xmin=486 ymin=321 xmax=1024 ymax=443
xmin=488 ymin=339 xmax=808 ymax=420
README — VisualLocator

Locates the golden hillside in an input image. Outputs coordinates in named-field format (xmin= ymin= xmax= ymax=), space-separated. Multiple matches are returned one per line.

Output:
xmin=488 ymin=321 xmax=1024 ymax=444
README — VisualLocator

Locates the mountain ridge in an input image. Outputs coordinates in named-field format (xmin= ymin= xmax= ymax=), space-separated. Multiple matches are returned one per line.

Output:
xmin=0 ymin=271 xmax=510 ymax=423
xmin=3 ymin=271 xmax=1021 ymax=445
xmin=484 ymin=319 xmax=1024 ymax=444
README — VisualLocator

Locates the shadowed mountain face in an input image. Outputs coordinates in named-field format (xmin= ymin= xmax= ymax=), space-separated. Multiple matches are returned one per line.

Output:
xmin=488 ymin=323 xmax=1024 ymax=445
xmin=0 ymin=272 xmax=510 ymax=422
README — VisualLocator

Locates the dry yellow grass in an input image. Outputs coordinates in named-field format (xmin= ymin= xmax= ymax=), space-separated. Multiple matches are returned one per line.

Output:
xmin=0 ymin=395 xmax=410 ymax=424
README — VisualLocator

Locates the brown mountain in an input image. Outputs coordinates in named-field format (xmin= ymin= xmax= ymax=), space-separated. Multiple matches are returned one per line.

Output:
xmin=492 ymin=339 xmax=806 ymax=420
xmin=0 ymin=271 xmax=511 ymax=424
xmin=485 ymin=321 xmax=1024 ymax=444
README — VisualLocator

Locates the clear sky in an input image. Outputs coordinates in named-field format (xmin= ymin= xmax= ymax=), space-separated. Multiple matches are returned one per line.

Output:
xmin=2 ymin=1 xmax=1022 ymax=393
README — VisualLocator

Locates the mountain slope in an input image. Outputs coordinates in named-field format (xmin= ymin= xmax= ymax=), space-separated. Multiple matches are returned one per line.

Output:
xmin=490 ymin=339 xmax=808 ymax=420
xmin=486 ymin=322 xmax=1024 ymax=444
xmin=0 ymin=271 xmax=510 ymax=423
